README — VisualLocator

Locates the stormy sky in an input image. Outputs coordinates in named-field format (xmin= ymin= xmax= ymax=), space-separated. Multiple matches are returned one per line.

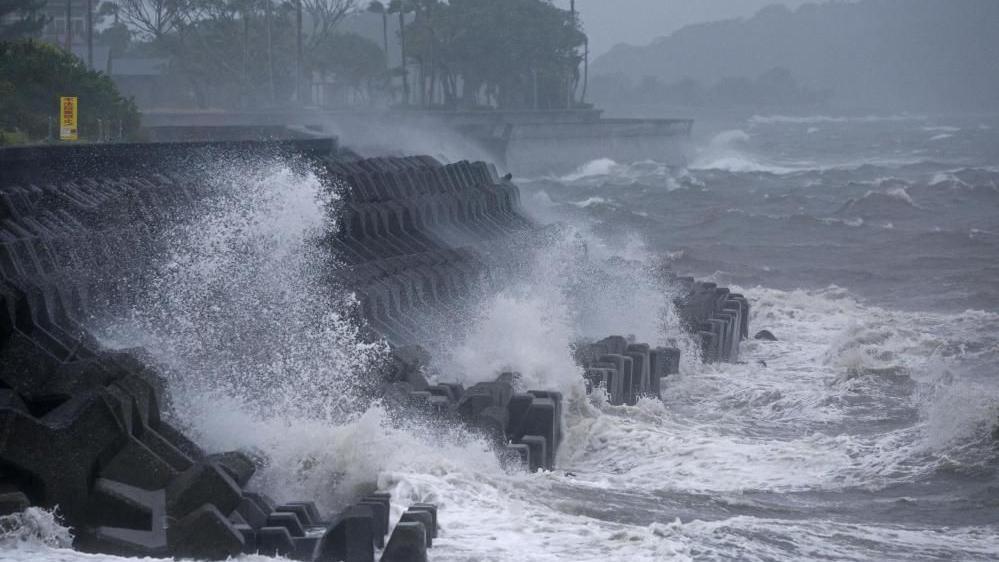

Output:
xmin=554 ymin=0 xmax=814 ymax=56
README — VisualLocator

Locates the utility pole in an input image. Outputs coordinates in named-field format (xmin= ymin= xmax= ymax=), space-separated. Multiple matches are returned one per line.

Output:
xmin=398 ymin=4 xmax=409 ymax=106
xmin=381 ymin=10 xmax=388 ymax=70
xmin=86 ymin=0 xmax=93 ymax=68
xmin=65 ymin=0 xmax=72 ymax=51
xmin=570 ymin=0 xmax=576 ymax=108
xmin=296 ymin=0 xmax=303 ymax=104
xmin=266 ymin=0 xmax=275 ymax=103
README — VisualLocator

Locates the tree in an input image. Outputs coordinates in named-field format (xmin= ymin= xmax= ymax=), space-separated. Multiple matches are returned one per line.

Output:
xmin=114 ymin=0 xmax=184 ymax=40
xmin=402 ymin=0 xmax=585 ymax=110
xmin=0 ymin=39 xmax=141 ymax=143
xmin=302 ymin=0 xmax=355 ymax=54
xmin=0 ymin=0 xmax=48 ymax=40
xmin=310 ymin=32 xmax=385 ymax=105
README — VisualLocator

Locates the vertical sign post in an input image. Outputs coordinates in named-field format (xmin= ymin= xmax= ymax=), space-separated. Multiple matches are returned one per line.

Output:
xmin=60 ymin=96 xmax=78 ymax=141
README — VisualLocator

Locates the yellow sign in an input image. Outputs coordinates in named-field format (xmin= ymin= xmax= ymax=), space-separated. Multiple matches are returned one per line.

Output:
xmin=60 ymin=96 xmax=78 ymax=141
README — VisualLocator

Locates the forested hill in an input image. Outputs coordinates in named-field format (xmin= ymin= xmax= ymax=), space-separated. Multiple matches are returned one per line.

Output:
xmin=590 ymin=0 xmax=999 ymax=112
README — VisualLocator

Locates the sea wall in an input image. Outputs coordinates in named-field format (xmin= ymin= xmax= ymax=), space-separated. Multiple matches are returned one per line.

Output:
xmin=0 ymin=139 xmax=745 ymax=560
xmin=0 ymin=140 xmax=436 ymax=561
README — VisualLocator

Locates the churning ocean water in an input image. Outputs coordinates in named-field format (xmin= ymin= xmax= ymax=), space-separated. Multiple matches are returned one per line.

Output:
xmin=4 ymin=114 xmax=999 ymax=562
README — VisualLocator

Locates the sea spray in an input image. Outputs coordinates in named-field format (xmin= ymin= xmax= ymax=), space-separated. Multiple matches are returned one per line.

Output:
xmin=91 ymin=158 xmax=402 ymax=510
xmin=0 ymin=508 xmax=73 ymax=549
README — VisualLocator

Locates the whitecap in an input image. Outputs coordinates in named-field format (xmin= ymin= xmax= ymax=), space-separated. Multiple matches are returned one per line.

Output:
xmin=571 ymin=196 xmax=610 ymax=208
xmin=560 ymin=158 xmax=620 ymax=181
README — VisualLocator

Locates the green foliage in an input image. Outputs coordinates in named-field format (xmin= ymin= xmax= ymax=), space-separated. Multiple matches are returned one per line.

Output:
xmin=0 ymin=40 xmax=141 ymax=142
xmin=311 ymin=32 xmax=385 ymax=87
xmin=403 ymin=0 xmax=585 ymax=109
xmin=0 ymin=0 xmax=48 ymax=40
xmin=163 ymin=0 xmax=300 ymax=108
xmin=99 ymin=22 xmax=134 ymax=59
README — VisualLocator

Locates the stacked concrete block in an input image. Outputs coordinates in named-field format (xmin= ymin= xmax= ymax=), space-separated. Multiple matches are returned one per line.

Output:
xmin=673 ymin=278 xmax=750 ymax=363
xmin=0 ymin=282 xmax=439 ymax=561
xmin=1 ymin=142 xmax=444 ymax=562
xmin=577 ymin=336 xmax=682 ymax=404
xmin=323 ymin=156 xmax=534 ymax=348
xmin=393 ymin=370 xmax=563 ymax=473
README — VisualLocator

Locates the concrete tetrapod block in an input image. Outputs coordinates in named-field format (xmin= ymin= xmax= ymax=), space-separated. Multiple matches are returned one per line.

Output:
xmin=699 ymin=330 xmax=717 ymax=363
xmin=717 ymin=310 xmax=738 ymax=362
xmin=275 ymin=503 xmax=317 ymax=527
xmin=235 ymin=496 xmax=269 ymax=529
xmin=506 ymin=393 xmax=534 ymax=435
xmin=730 ymin=294 xmax=750 ymax=340
xmin=234 ymin=524 xmax=256 ymax=554
xmin=399 ymin=509 xmax=434 ymax=547
xmin=165 ymin=460 xmax=243 ymax=519
xmin=0 ymin=390 xmax=127 ymax=525
xmin=166 ymin=504 xmax=245 ymax=560
xmin=589 ymin=361 xmax=620 ymax=400
xmin=517 ymin=435 xmax=547 ymax=472
xmin=99 ymin=436 xmax=178 ymax=491
xmin=598 ymin=354 xmax=633 ymax=405
xmin=647 ymin=349 xmax=669 ymax=398
xmin=410 ymin=503 xmax=438 ymax=539
xmin=504 ymin=443 xmax=531 ymax=470
xmin=707 ymin=319 xmax=727 ymax=363
xmin=266 ymin=511 xmax=306 ymax=537
xmin=598 ymin=335 xmax=628 ymax=356
xmin=284 ymin=501 xmax=323 ymax=527
xmin=381 ymin=521 xmax=427 ymax=562
xmin=82 ymin=479 xmax=167 ymax=556
xmin=243 ymin=491 xmax=275 ymax=515
xmin=315 ymin=504 xmax=375 ymax=562
xmin=291 ymin=536 xmax=322 ymax=561
xmin=256 ymin=526 xmax=297 ymax=557
xmin=358 ymin=498 xmax=388 ymax=548
xmin=625 ymin=346 xmax=651 ymax=402
xmin=208 ymin=451 xmax=256 ymax=488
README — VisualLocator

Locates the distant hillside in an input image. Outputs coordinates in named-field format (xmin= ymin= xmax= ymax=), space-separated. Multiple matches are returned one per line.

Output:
xmin=590 ymin=0 xmax=999 ymax=112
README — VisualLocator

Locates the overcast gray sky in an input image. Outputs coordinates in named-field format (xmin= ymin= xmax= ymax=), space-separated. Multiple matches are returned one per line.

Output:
xmin=553 ymin=0 xmax=813 ymax=57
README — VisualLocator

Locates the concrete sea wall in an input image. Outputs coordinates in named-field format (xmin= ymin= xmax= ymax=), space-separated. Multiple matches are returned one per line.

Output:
xmin=0 ymin=139 xmax=744 ymax=560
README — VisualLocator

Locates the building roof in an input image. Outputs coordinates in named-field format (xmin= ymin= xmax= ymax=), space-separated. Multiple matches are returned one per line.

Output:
xmin=111 ymin=57 xmax=169 ymax=77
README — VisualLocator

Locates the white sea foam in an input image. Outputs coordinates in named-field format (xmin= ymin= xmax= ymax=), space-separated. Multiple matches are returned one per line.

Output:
xmin=571 ymin=196 xmax=610 ymax=208
xmin=560 ymin=157 xmax=621 ymax=181
xmin=690 ymin=130 xmax=796 ymax=174
xmin=885 ymin=186 xmax=916 ymax=205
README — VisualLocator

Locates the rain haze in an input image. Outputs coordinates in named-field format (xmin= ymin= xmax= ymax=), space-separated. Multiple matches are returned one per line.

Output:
xmin=2 ymin=1 xmax=999 ymax=562
xmin=554 ymin=0 xmax=814 ymax=56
